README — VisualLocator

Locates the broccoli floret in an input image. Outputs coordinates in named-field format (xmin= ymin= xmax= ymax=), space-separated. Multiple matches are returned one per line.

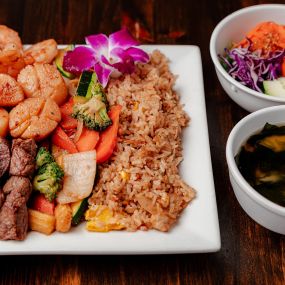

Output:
xmin=90 ymin=81 xmax=109 ymax=108
xmin=36 ymin=147 xmax=54 ymax=169
xmin=72 ymin=97 xmax=112 ymax=131
xmin=33 ymin=162 xmax=64 ymax=201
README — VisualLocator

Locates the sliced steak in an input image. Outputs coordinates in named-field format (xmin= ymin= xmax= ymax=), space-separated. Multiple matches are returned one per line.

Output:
xmin=3 ymin=175 xmax=32 ymax=199
xmin=0 ymin=138 xmax=10 ymax=179
xmin=9 ymin=138 xmax=37 ymax=178
xmin=0 ymin=188 xmax=4 ymax=208
xmin=0 ymin=176 xmax=32 ymax=240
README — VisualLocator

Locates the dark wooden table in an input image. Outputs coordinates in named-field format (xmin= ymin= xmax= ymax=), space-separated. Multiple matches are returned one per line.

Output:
xmin=0 ymin=0 xmax=284 ymax=284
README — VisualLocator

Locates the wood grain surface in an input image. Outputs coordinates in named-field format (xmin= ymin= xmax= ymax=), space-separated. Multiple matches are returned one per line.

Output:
xmin=0 ymin=0 xmax=284 ymax=284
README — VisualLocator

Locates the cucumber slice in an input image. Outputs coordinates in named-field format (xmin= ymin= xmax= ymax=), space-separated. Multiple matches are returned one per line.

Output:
xmin=71 ymin=198 xmax=88 ymax=226
xmin=55 ymin=44 xmax=75 ymax=79
xmin=263 ymin=77 xmax=285 ymax=98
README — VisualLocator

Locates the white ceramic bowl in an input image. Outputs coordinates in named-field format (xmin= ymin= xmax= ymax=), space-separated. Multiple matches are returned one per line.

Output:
xmin=226 ymin=105 xmax=285 ymax=234
xmin=210 ymin=4 xmax=285 ymax=112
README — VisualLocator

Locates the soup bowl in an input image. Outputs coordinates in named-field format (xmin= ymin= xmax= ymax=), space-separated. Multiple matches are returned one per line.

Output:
xmin=226 ymin=105 xmax=285 ymax=234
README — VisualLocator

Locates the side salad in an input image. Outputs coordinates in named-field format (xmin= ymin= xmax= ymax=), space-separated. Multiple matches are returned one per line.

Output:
xmin=219 ymin=21 xmax=285 ymax=97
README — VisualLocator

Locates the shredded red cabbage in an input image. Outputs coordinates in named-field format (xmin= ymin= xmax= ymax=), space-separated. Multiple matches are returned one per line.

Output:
xmin=219 ymin=39 xmax=285 ymax=92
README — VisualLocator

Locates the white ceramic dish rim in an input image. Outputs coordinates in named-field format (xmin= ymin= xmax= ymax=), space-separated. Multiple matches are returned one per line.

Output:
xmin=0 ymin=45 xmax=221 ymax=254
xmin=226 ymin=105 xmax=285 ymax=216
xmin=210 ymin=4 xmax=285 ymax=103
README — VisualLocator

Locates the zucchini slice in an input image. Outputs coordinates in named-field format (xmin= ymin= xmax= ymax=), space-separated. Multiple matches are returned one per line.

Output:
xmin=71 ymin=198 xmax=88 ymax=226
xmin=55 ymin=44 xmax=75 ymax=79
xmin=76 ymin=71 xmax=108 ymax=106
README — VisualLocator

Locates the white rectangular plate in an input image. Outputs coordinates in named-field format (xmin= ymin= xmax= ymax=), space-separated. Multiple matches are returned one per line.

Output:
xmin=0 ymin=45 xmax=220 ymax=254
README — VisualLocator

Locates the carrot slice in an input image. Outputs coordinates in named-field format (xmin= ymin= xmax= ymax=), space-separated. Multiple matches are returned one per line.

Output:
xmin=76 ymin=127 xmax=100 ymax=152
xmin=96 ymin=105 xmax=122 ymax=163
xmin=52 ymin=126 xmax=78 ymax=154
xmin=60 ymin=98 xmax=78 ymax=130
xmin=60 ymin=97 xmax=74 ymax=116
xmin=30 ymin=194 xmax=55 ymax=215
xmin=61 ymin=115 xmax=78 ymax=130
xmin=239 ymin=21 xmax=285 ymax=52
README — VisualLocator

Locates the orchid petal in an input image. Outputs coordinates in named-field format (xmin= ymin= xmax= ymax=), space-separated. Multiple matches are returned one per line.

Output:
xmin=64 ymin=30 xmax=148 ymax=87
xmin=100 ymin=54 xmax=123 ymax=78
xmin=63 ymin=46 xmax=96 ymax=74
xmin=125 ymin=47 xmax=149 ymax=63
xmin=100 ymin=54 xmax=111 ymax=65
xmin=85 ymin=34 xmax=109 ymax=59
xmin=94 ymin=62 xmax=113 ymax=88
xmin=110 ymin=48 xmax=135 ymax=74
xmin=109 ymin=28 xmax=138 ymax=50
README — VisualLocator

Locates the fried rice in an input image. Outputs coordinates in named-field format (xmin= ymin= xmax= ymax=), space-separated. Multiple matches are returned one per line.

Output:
xmin=88 ymin=50 xmax=195 ymax=232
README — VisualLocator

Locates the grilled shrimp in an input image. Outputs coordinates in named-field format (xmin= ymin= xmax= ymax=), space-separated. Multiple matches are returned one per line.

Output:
xmin=0 ymin=25 xmax=22 ymax=63
xmin=24 ymin=39 xmax=58 ymax=65
xmin=17 ymin=63 xmax=67 ymax=105
xmin=0 ymin=57 xmax=25 ymax=78
xmin=0 ymin=25 xmax=25 ymax=77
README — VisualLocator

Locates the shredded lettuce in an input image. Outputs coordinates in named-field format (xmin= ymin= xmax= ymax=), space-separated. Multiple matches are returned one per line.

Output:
xmin=219 ymin=39 xmax=285 ymax=92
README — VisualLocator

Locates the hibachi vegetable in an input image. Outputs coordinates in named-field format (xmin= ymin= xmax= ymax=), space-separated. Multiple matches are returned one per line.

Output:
xmin=75 ymin=128 xmax=100 ymax=152
xmin=71 ymin=198 xmax=89 ymax=225
xmin=52 ymin=126 xmax=78 ymax=153
xmin=56 ymin=150 xmax=96 ymax=204
xmin=51 ymin=144 xmax=67 ymax=168
xmin=36 ymin=147 xmax=54 ymax=169
xmin=72 ymin=97 xmax=112 ymax=131
xmin=76 ymin=71 xmax=108 ymax=106
xmin=30 ymin=193 xmax=55 ymax=215
xmin=55 ymin=45 xmax=75 ymax=79
xmin=72 ymin=71 xmax=112 ymax=131
xmin=33 ymin=147 xmax=64 ymax=201
xmin=96 ymin=105 xmax=122 ymax=163
xmin=33 ymin=162 xmax=64 ymax=201
xmin=60 ymin=98 xmax=78 ymax=130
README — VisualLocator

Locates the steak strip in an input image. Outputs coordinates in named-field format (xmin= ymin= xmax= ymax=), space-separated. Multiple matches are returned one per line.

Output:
xmin=0 ymin=138 xmax=10 ymax=179
xmin=0 ymin=176 xmax=32 ymax=240
xmin=9 ymin=138 xmax=37 ymax=178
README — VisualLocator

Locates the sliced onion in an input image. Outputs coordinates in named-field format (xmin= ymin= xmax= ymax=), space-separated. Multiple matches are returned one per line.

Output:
xmin=74 ymin=120 xmax=83 ymax=143
xmin=68 ymin=79 xmax=79 ymax=97
xmin=56 ymin=150 xmax=97 ymax=204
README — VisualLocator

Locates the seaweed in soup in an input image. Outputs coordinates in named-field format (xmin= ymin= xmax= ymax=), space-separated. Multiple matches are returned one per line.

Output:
xmin=236 ymin=123 xmax=285 ymax=207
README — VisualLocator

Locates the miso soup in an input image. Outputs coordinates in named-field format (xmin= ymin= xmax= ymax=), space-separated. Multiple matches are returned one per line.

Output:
xmin=236 ymin=123 xmax=285 ymax=207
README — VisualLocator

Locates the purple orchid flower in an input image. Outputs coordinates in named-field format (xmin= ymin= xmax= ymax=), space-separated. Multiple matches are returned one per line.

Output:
xmin=63 ymin=29 xmax=149 ymax=87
